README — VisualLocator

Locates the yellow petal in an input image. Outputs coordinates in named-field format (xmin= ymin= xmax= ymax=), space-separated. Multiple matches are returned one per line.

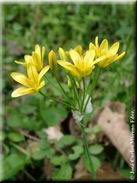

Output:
xmin=69 ymin=50 xmax=81 ymax=66
xmin=109 ymin=42 xmax=119 ymax=55
xmin=35 ymin=45 xmax=42 ymax=68
xmin=113 ymin=51 xmax=126 ymax=61
xmin=89 ymin=42 xmax=96 ymax=50
xmin=15 ymin=60 xmax=26 ymax=66
xmin=74 ymin=45 xmax=83 ymax=55
xmin=11 ymin=87 xmax=34 ymax=97
xmin=37 ymin=80 xmax=45 ymax=90
xmin=27 ymin=64 xmax=39 ymax=82
xmin=93 ymin=55 xmax=107 ymax=65
xmin=58 ymin=60 xmax=80 ymax=78
xmin=35 ymin=45 xmax=41 ymax=57
xmin=84 ymin=50 xmax=95 ymax=64
xmin=32 ymin=52 xmax=39 ymax=69
xmin=38 ymin=65 xmax=50 ymax=81
xmin=24 ymin=55 xmax=33 ymax=64
xmin=32 ymin=52 xmax=42 ymax=72
xmin=100 ymin=39 xmax=108 ymax=50
xmin=84 ymin=67 xmax=94 ymax=76
xmin=95 ymin=36 xmax=99 ymax=47
xmin=11 ymin=72 xmax=30 ymax=87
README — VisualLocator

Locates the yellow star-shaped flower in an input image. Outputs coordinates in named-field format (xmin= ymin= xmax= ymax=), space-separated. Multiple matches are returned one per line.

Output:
xmin=58 ymin=48 xmax=104 ymax=79
xmin=89 ymin=36 xmax=126 ymax=68
xmin=15 ymin=45 xmax=45 ymax=72
xmin=11 ymin=64 xmax=49 ymax=97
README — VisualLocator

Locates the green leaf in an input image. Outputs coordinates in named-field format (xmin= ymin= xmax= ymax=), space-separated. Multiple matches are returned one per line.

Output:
xmin=51 ymin=155 xmax=67 ymax=165
xmin=8 ymin=132 xmax=25 ymax=142
xmin=0 ymin=131 xmax=5 ymax=141
xmin=6 ymin=107 xmax=44 ymax=131
xmin=89 ymin=144 xmax=104 ymax=155
xmin=40 ymin=105 xmax=68 ymax=127
xmin=84 ymin=155 xmax=101 ymax=172
xmin=1 ymin=153 xmax=29 ymax=181
xmin=32 ymin=149 xmax=49 ymax=160
xmin=32 ymin=146 xmax=55 ymax=160
xmin=20 ymin=103 xmax=36 ymax=114
xmin=3 ymin=145 xmax=10 ymax=154
xmin=52 ymin=163 xmax=73 ymax=180
xmin=68 ymin=145 xmax=84 ymax=160
xmin=31 ymin=141 xmax=55 ymax=160
xmin=92 ymin=125 xmax=101 ymax=134
xmin=57 ymin=135 xmax=76 ymax=148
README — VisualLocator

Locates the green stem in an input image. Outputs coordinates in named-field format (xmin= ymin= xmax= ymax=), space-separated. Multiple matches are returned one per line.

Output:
xmin=45 ymin=74 xmax=73 ymax=108
xmin=80 ymin=122 xmax=96 ymax=179
xmin=83 ymin=67 xmax=101 ymax=112
xmin=10 ymin=142 xmax=29 ymax=156
xmin=70 ymin=76 xmax=81 ymax=110
xmin=24 ymin=170 xmax=36 ymax=181
xmin=52 ymin=70 xmax=68 ymax=98
xmin=44 ymin=75 xmax=60 ymax=91
xmin=81 ymin=78 xmax=86 ymax=112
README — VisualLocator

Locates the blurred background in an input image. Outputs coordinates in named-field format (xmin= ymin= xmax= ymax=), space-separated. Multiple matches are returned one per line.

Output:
xmin=1 ymin=2 xmax=135 ymax=181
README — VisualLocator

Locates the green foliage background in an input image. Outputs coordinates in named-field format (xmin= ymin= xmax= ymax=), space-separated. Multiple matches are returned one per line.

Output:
xmin=1 ymin=2 xmax=135 ymax=181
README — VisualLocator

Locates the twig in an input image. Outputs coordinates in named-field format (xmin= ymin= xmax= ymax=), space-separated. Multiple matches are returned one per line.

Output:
xmin=19 ymin=130 xmax=40 ymax=142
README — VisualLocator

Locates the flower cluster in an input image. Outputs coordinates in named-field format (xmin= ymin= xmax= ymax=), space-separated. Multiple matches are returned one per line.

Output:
xmin=11 ymin=45 xmax=50 ymax=97
xmin=11 ymin=37 xmax=125 ymax=97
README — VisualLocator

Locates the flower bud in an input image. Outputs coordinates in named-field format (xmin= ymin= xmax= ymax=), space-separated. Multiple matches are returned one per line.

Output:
xmin=76 ymin=81 xmax=80 ymax=89
xmin=59 ymin=47 xmax=68 ymax=60
xmin=67 ymin=75 xmax=72 ymax=88
xmin=48 ymin=50 xmax=57 ymax=69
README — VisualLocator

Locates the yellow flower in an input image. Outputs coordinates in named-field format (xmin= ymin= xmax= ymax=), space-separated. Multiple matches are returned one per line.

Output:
xmin=15 ymin=45 xmax=45 ymax=72
xmin=58 ymin=49 xmax=104 ymax=79
xmin=89 ymin=36 xmax=126 ymax=68
xmin=48 ymin=50 xmax=57 ymax=69
xmin=11 ymin=64 xmax=49 ymax=97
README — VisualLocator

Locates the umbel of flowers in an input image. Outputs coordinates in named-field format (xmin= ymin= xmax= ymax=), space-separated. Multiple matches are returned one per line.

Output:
xmin=11 ymin=37 xmax=125 ymax=97
xmin=10 ymin=36 xmax=125 ymax=179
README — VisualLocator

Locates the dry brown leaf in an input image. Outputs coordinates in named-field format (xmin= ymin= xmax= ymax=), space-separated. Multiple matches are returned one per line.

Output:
xmin=44 ymin=125 xmax=63 ymax=141
xmin=96 ymin=162 xmax=126 ymax=180
xmin=96 ymin=101 xmax=132 ymax=166
xmin=69 ymin=117 xmax=81 ymax=136
xmin=74 ymin=158 xmax=126 ymax=180
xmin=74 ymin=157 xmax=90 ymax=179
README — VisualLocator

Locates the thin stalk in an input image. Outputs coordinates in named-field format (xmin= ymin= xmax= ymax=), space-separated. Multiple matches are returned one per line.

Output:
xmin=45 ymin=73 xmax=73 ymax=107
xmin=24 ymin=170 xmax=36 ymax=181
xmin=39 ymin=91 xmax=77 ymax=111
xmin=44 ymin=75 xmax=60 ymax=91
xmin=67 ymin=74 xmax=78 ymax=108
xmin=68 ymin=86 xmax=76 ymax=109
xmin=80 ymin=122 xmax=96 ymax=179
xmin=52 ymin=70 xmax=67 ymax=98
xmin=81 ymin=78 xmax=86 ymax=112
xmin=71 ymin=78 xmax=81 ymax=110
xmin=10 ymin=142 xmax=29 ymax=156
xmin=83 ymin=67 xmax=101 ymax=112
